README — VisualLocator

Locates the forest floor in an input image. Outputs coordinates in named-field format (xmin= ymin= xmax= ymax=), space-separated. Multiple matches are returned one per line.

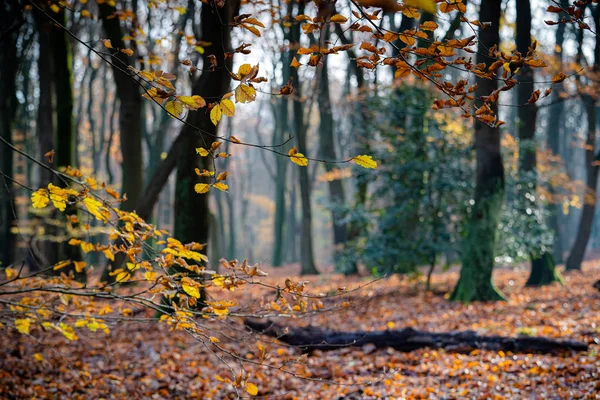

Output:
xmin=1 ymin=261 xmax=600 ymax=399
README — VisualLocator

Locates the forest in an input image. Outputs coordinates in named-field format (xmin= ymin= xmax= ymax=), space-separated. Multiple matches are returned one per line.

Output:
xmin=1 ymin=0 xmax=600 ymax=398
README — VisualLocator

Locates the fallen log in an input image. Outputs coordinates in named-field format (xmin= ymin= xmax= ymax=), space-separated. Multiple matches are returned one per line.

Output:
xmin=245 ymin=319 xmax=588 ymax=353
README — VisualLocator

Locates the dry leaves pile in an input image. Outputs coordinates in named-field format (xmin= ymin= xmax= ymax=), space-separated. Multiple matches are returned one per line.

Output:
xmin=1 ymin=261 xmax=600 ymax=399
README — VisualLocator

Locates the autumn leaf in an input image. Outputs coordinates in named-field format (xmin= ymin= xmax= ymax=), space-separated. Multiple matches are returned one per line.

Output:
xmin=552 ymin=72 xmax=567 ymax=83
xmin=44 ymin=149 xmax=55 ymax=163
xmin=216 ymin=172 xmax=228 ymax=181
xmin=120 ymin=48 xmax=134 ymax=56
xmin=288 ymin=146 xmax=308 ymax=167
xmin=53 ymin=260 xmax=72 ymax=271
xmin=290 ymin=57 xmax=301 ymax=69
xmin=74 ymin=261 xmax=87 ymax=273
xmin=101 ymin=39 xmax=113 ymax=49
xmin=178 ymin=95 xmax=206 ymax=110
xmin=405 ymin=0 xmax=437 ymax=14
xmin=351 ymin=155 xmax=378 ymax=169
xmin=182 ymin=279 xmax=201 ymax=299
xmin=230 ymin=136 xmax=241 ymax=143
xmin=31 ymin=189 xmax=50 ymax=209
xmin=165 ymin=100 xmax=184 ymax=118
xmin=213 ymin=182 xmax=229 ymax=192
xmin=196 ymin=147 xmax=209 ymax=157
xmin=235 ymin=84 xmax=257 ymax=103
xmin=195 ymin=183 xmax=210 ymax=194
xmin=220 ymin=99 xmax=235 ymax=117
xmin=245 ymin=382 xmax=259 ymax=396
xmin=15 ymin=318 xmax=32 ymax=335
xmin=330 ymin=14 xmax=348 ymax=23
xmin=210 ymin=104 xmax=222 ymax=125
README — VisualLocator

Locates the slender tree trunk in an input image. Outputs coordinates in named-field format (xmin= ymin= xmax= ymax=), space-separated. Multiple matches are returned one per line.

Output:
xmin=515 ymin=0 xmax=561 ymax=286
xmin=566 ymin=5 xmax=600 ymax=271
xmin=290 ymin=0 xmax=318 ymax=275
xmin=546 ymin=0 xmax=569 ymax=264
xmin=99 ymin=3 xmax=143 ymax=209
xmin=318 ymin=50 xmax=350 ymax=268
xmin=0 ymin=1 xmax=21 ymax=268
xmin=451 ymin=0 xmax=505 ymax=302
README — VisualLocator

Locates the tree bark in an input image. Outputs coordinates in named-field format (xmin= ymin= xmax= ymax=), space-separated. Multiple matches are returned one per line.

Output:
xmin=0 ymin=0 xmax=21 ymax=268
xmin=546 ymin=0 xmax=569 ymax=264
xmin=451 ymin=0 xmax=505 ymax=302
xmin=99 ymin=2 xmax=143 ymax=210
xmin=516 ymin=0 xmax=561 ymax=286
xmin=566 ymin=5 xmax=600 ymax=271
xmin=290 ymin=0 xmax=318 ymax=275
xmin=245 ymin=319 xmax=588 ymax=353
xmin=318 ymin=33 xmax=350 ymax=268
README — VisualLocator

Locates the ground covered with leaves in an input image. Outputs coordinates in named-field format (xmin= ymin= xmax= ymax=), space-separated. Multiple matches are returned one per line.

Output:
xmin=2 ymin=261 xmax=600 ymax=399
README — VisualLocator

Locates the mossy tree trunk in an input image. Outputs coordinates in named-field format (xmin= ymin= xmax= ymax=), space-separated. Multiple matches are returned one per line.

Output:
xmin=451 ymin=0 xmax=505 ymax=302
xmin=516 ymin=0 xmax=561 ymax=286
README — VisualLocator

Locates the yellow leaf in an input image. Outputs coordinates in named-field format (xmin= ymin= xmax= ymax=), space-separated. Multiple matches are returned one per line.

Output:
xmin=235 ymin=84 xmax=257 ymax=103
xmin=53 ymin=260 xmax=72 ymax=271
xmin=194 ymin=183 xmax=210 ymax=194
xmin=196 ymin=147 xmax=209 ymax=157
xmin=101 ymin=39 xmax=113 ymax=49
xmin=15 ymin=318 xmax=32 ymax=335
xmin=182 ymin=283 xmax=201 ymax=298
xmin=115 ymin=270 xmax=130 ymax=283
xmin=74 ymin=261 xmax=87 ymax=273
xmin=246 ymin=382 xmax=258 ymax=396
xmin=31 ymin=189 xmax=50 ymax=208
xmin=5 ymin=267 xmax=16 ymax=280
xmin=213 ymin=182 xmax=229 ymax=192
xmin=59 ymin=322 xmax=78 ymax=341
xmin=288 ymin=146 xmax=298 ymax=155
xmin=404 ymin=0 xmax=437 ymax=14
xmin=351 ymin=155 xmax=378 ymax=169
xmin=290 ymin=57 xmax=301 ymax=69
xmin=140 ymin=70 xmax=156 ymax=81
xmin=83 ymin=197 xmax=109 ymax=222
xmin=178 ymin=95 xmax=206 ymax=110
xmin=50 ymin=4 xmax=60 ymax=13
xmin=238 ymin=64 xmax=253 ymax=76
xmin=420 ymin=20 xmax=438 ymax=31
xmin=81 ymin=242 xmax=94 ymax=253
xmin=290 ymin=153 xmax=308 ymax=167
xmin=165 ymin=100 xmax=184 ymax=118
xmin=85 ymin=177 xmax=98 ymax=190
xmin=33 ymin=353 xmax=44 ymax=362
xmin=216 ymin=172 xmax=228 ymax=181
xmin=209 ymin=336 xmax=220 ymax=343
xmin=120 ymin=48 xmax=134 ymax=56
xmin=210 ymin=104 xmax=222 ymax=125
xmin=330 ymin=14 xmax=348 ymax=23
xmin=220 ymin=99 xmax=235 ymax=117
xmin=230 ymin=136 xmax=241 ymax=143
xmin=103 ymin=248 xmax=115 ymax=261
xmin=144 ymin=270 xmax=158 ymax=282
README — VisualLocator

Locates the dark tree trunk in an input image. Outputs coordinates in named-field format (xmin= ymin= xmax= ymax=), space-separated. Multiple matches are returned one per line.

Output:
xmin=290 ymin=0 xmax=318 ymax=275
xmin=566 ymin=5 xmax=600 ymax=271
xmin=99 ymin=3 xmax=143 ymax=210
xmin=245 ymin=319 xmax=588 ymax=353
xmin=173 ymin=0 xmax=239 ymax=291
xmin=0 ymin=0 xmax=21 ymax=268
xmin=451 ymin=0 xmax=505 ymax=302
xmin=516 ymin=0 xmax=561 ymax=286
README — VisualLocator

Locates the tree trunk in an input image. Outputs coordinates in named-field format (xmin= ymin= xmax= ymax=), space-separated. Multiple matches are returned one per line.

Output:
xmin=516 ymin=0 xmax=561 ymax=286
xmin=0 ymin=1 xmax=20 ymax=268
xmin=566 ymin=5 xmax=600 ymax=271
xmin=99 ymin=3 xmax=143 ymax=210
xmin=546 ymin=0 xmax=569 ymax=264
xmin=451 ymin=0 xmax=505 ymax=302
xmin=318 ymin=38 xmax=349 ymax=268
xmin=245 ymin=319 xmax=588 ymax=353
xmin=290 ymin=0 xmax=318 ymax=275
xmin=173 ymin=0 xmax=239 ymax=296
